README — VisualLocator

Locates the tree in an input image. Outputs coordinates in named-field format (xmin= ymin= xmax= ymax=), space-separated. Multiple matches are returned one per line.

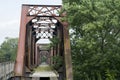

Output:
xmin=0 ymin=37 xmax=18 ymax=62
xmin=62 ymin=0 xmax=120 ymax=80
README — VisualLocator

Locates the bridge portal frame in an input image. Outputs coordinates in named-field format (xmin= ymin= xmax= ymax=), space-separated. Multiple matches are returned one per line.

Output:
xmin=14 ymin=4 xmax=73 ymax=80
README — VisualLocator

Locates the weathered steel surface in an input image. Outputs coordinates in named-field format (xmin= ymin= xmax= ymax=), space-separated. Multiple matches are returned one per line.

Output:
xmin=26 ymin=5 xmax=61 ymax=17
xmin=63 ymin=22 xmax=73 ymax=80
xmin=14 ymin=6 xmax=29 ymax=76
xmin=27 ymin=25 xmax=33 ymax=70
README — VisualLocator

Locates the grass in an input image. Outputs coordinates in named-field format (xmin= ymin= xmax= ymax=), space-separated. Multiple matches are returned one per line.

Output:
xmin=33 ymin=66 xmax=53 ymax=72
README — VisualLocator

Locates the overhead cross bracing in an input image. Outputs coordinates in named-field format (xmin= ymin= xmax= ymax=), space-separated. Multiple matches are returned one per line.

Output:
xmin=33 ymin=17 xmax=58 ymax=39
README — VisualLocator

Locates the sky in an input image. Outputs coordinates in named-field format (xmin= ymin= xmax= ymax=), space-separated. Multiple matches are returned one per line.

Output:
xmin=0 ymin=0 xmax=62 ymax=45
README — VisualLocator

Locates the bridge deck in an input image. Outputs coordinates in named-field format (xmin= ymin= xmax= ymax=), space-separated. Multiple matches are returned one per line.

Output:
xmin=30 ymin=63 xmax=58 ymax=80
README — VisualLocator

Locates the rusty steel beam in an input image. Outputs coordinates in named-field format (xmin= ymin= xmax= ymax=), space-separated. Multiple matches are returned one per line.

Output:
xmin=22 ymin=4 xmax=62 ymax=7
xmin=31 ymin=34 xmax=34 ymax=67
xmin=27 ymin=25 xmax=32 ymax=70
xmin=50 ymin=47 xmax=54 ymax=65
xmin=35 ymin=44 xmax=38 ymax=66
xmin=32 ymin=35 xmax=36 ymax=67
xmin=37 ymin=45 xmax=41 ymax=65
xmin=47 ymin=51 xmax=51 ymax=64
xmin=14 ymin=6 xmax=29 ymax=76
xmin=56 ymin=24 xmax=62 ymax=56
xmin=14 ymin=5 xmax=34 ymax=77
xmin=37 ymin=45 xmax=39 ymax=66
xmin=27 ymin=5 xmax=61 ymax=17
xmin=62 ymin=22 xmax=73 ymax=80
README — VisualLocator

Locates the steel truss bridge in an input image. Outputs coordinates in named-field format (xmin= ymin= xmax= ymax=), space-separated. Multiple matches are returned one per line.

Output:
xmin=0 ymin=4 xmax=73 ymax=80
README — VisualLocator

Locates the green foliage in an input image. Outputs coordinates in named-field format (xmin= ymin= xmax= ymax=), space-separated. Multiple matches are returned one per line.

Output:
xmin=0 ymin=37 xmax=18 ymax=62
xmin=34 ymin=66 xmax=53 ymax=72
xmin=63 ymin=0 xmax=120 ymax=80
xmin=41 ymin=55 xmax=47 ymax=62
xmin=49 ymin=36 xmax=60 ymax=47
xmin=51 ymin=55 xmax=63 ymax=70
xmin=105 ymin=69 xmax=116 ymax=80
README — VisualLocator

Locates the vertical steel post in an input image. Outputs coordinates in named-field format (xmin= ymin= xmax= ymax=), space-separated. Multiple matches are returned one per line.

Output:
xmin=63 ymin=22 xmax=73 ymax=80
xmin=57 ymin=24 xmax=62 ymax=56
xmin=37 ymin=45 xmax=39 ymax=66
xmin=14 ymin=5 xmax=28 ymax=76
xmin=32 ymin=35 xmax=35 ymax=67
xmin=50 ymin=47 xmax=53 ymax=65
xmin=35 ymin=44 xmax=38 ymax=66
xmin=27 ymin=25 xmax=32 ymax=70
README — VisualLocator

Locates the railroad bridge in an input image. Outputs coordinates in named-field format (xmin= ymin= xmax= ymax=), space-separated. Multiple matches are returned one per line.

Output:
xmin=0 ymin=4 xmax=73 ymax=80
